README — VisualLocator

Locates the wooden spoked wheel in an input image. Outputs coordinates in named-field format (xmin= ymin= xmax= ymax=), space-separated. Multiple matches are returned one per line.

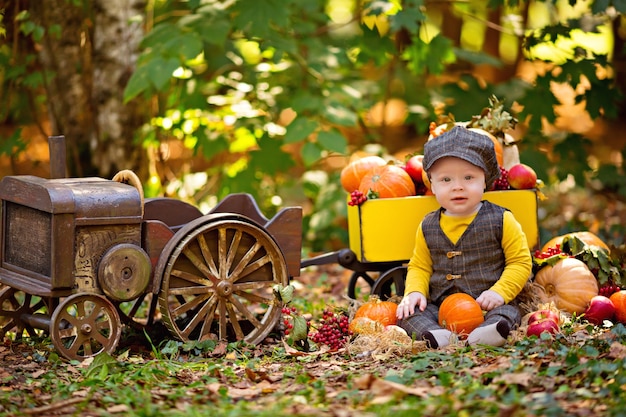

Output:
xmin=50 ymin=293 xmax=122 ymax=361
xmin=156 ymin=214 xmax=288 ymax=345
xmin=0 ymin=286 xmax=50 ymax=340
xmin=114 ymin=293 xmax=159 ymax=330
xmin=371 ymin=266 xmax=407 ymax=301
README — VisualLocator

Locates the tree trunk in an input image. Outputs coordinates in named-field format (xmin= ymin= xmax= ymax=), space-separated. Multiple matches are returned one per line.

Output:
xmin=91 ymin=0 xmax=146 ymax=178
xmin=29 ymin=0 xmax=146 ymax=178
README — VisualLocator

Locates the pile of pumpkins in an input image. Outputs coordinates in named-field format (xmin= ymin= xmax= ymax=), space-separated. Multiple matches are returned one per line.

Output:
xmin=525 ymin=230 xmax=626 ymax=337
xmin=348 ymin=230 xmax=626 ymax=342
xmin=340 ymin=119 xmax=536 ymax=200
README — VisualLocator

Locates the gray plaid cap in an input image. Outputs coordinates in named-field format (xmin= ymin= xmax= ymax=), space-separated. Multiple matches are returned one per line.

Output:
xmin=423 ymin=126 xmax=500 ymax=190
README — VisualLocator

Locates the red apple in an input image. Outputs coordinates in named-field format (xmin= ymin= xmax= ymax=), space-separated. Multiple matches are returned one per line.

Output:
xmin=527 ymin=309 xmax=560 ymax=326
xmin=403 ymin=155 xmax=424 ymax=184
xmin=507 ymin=163 xmax=537 ymax=190
xmin=584 ymin=295 xmax=616 ymax=325
xmin=526 ymin=318 xmax=560 ymax=337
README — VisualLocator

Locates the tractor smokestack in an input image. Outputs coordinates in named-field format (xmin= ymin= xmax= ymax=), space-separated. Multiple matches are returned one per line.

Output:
xmin=48 ymin=135 xmax=67 ymax=179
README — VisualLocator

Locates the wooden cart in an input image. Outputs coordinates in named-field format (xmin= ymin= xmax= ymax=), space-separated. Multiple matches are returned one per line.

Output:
xmin=303 ymin=190 xmax=540 ymax=300
xmin=0 ymin=137 xmax=302 ymax=361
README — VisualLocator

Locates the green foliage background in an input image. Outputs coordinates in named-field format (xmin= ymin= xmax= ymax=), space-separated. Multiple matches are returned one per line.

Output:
xmin=2 ymin=0 xmax=626 ymax=251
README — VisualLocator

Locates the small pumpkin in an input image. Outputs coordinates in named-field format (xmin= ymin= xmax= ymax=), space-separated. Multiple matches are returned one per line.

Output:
xmin=348 ymin=316 xmax=384 ymax=335
xmin=438 ymin=293 xmax=484 ymax=335
xmin=534 ymin=257 xmax=598 ymax=314
xmin=358 ymin=164 xmax=416 ymax=198
xmin=351 ymin=297 xmax=398 ymax=329
xmin=609 ymin=291 xmax=626 ymax=323
xmin=541 ymin=231 xmax=609 ymax=254
xmin=340 ymin=155 xmax=387 ymax=193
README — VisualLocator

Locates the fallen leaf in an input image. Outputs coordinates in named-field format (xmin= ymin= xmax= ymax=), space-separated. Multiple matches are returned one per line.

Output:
xmin=493 ymin=372 xmax=533 ymax=387
xmin=607 ymin=341 xmax=626 ymax=359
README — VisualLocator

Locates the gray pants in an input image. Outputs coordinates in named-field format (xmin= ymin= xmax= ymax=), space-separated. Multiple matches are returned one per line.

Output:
xmin=398 ymin=302 xmax=521 ymax=340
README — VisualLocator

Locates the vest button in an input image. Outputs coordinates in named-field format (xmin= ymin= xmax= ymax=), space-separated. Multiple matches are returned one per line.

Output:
xmin=446 ymin=251 xmax=462 ymax=258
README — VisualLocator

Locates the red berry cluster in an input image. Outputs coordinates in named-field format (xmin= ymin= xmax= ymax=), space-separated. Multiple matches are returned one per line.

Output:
xmin=348 ymin=190 xmax=367 ymax=206
xmin=492 ymin=166 xmax=510 ymax=190
xmin=533 ymin=244 xmax=567 ymax=259
xmin=281 ymin=306 xmax=298 ymax=336
xmin=310 ymin=309 xmax=352 ymax=350
xmin=599 ymin=284 xmax=622 ymax=297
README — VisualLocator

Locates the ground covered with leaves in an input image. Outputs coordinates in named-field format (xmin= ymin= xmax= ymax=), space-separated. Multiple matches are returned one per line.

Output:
xmin=1 ymin=264 xmax=626 ymax=417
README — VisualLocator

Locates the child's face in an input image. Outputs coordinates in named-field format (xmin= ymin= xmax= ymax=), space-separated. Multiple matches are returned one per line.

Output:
xmin=428 ymin=156 xmax=486 ymax=216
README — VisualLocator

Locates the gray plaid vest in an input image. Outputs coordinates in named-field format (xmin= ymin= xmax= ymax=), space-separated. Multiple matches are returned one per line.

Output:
xmin=422 ymin=201 xmax=506 ymax=306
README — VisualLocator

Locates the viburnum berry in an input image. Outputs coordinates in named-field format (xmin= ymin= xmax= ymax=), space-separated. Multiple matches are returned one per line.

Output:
xmin=310 ymin=309 xmax=352 ymax=350
xmin=348 ymin=190 xmax=367 ymax=206
xmin=599 ymin=283 xmax=622 ymax=297
xmin=533 ymin=244 xmax=567 ymax=260
xmin=281 ymin=305 xmax=299 ymax=336
xmin=492 ymin=166 xmax=510 ymax=190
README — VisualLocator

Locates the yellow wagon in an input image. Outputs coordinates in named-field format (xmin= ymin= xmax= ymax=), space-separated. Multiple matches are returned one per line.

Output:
xmin=304 ymin=190 xmax=540 ymax=300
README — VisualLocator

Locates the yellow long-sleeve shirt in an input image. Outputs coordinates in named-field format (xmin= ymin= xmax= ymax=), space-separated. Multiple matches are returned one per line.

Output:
xmin=404 ymin=209 xmax=532 ymax=303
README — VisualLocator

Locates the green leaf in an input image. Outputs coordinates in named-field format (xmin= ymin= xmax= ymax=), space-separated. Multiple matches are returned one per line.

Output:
xmin=404 ymin=34 xmax=455 ymax=76
xmin=84 ymin=352 xmax=118 ymax=379
xmin=283 ymin=117 xmax=317 ymax=144
xmin=290 ymin=315 xmax=309 ymax=342
xmin=146 ymin=57 xmax=180 ymax=90
xmin=316 ymin=129 xmax=347 ymax=154
xmin=290 ymin=93 xmax=324 ymax=114
xmin=389 ymin=2 xmax=425 ymax=33
xmin=591 ymin=0 xmax=610 ymax=13
xmin=123 ymin=65 xmax=152 ymax=102
xmin=612 ymin=0 xmax=626 ymax=13
xmin=301 ymin=142 xmax=323 ymax=167
xmin=517 ymin=75 xmax=558 ymax=132
xmin=165 ymin=32 xmax=203 ymax=61
xmin=552 ymin=134 xmax=592 ymax=184
xmin=322 ymin=104 xmax=358 ymax=127
xmin=273 ymin=284 xmax=295 ymax=304
xmin=197 ymin=129 xmax=229 ymax=160
xmin=232 ymin=0 xmax=290 ymax=37
xmin=249 ymin=135 xmax=295 ymax=174
xmin=141 ymin=23 xmax=181 ymax=50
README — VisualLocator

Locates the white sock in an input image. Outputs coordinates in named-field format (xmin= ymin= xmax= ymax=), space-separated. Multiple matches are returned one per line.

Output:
xmin=467 ymin=321 xmax=510 ymax=347
xmin=424 ymin=329 xmax=454 ymax=348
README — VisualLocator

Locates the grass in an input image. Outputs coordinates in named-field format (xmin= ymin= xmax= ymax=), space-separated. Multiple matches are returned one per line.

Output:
xmin=3 ymin=306 xmax=626 ymax=416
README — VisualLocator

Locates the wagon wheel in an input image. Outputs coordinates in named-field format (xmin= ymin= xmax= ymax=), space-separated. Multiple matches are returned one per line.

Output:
xmin=50 ymin=293 xmax=122 ymax=361
xmin=371 ymin=266 xmax=407 ymax=301
xmin=0 ymin=286 xmax=50 ymax=341
xmin=114 ymin=293 xmax=159 ymax=330
xmin=156 ymin=214 xmax=288 ymax=345
xmin=347 ymin=271 xmax=377 ymax=299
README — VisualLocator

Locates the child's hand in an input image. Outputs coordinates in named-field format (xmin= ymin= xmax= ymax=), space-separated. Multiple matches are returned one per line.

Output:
xmin=396 ymin=292 xmax=427 ymax=319
xmin=476 ymin=290 xmax=504 ymax=311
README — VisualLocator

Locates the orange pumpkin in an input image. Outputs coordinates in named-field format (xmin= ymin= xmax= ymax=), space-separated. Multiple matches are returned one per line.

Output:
xmin=358 ymin=164 xmax=416 ymax=198
xmin=348 ymin=316 xmax=384 ymax=334
xmin=534 ymin=257 xmax=598 ymax=314
xmin=541 ymin=231 xmax=609 ymax=253
xmin=609 ymin=291 xmax=626 ymax=323
xmin=352 ymin=297 xmax=398 ymax=328
xmin=438 ymin=293 xmax=484 ymax=335
xmin=340 ymin=155 xmax=387 ymax=192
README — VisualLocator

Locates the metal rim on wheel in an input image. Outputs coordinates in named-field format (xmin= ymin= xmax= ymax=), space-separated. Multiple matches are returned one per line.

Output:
xmin=50 ymin=293 xmax=122 ymax=361
xmin=0 ymin=286 xmax=49 ymax=341
xmin=156 ymin=215 xmax=288 ymax=345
